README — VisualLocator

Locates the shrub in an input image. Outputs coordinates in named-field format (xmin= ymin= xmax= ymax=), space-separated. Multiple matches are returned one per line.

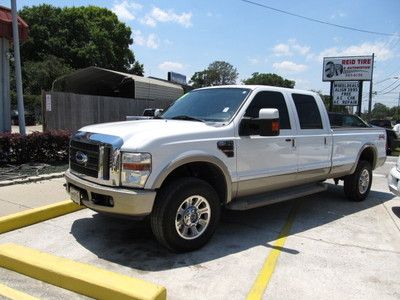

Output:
xmin=0 ymin=130 xmax=71 ymax=165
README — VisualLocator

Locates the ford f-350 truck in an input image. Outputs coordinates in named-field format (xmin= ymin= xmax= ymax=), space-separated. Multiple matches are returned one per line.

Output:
xmin=65 ymin=85 xmax=386 ymax=252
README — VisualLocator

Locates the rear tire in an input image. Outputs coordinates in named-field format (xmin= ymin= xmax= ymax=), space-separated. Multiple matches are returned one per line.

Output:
xmin=343 ymin=160 xmax=372 ymax=202
xmin=150 ymin=177 xmax=220 ymax=252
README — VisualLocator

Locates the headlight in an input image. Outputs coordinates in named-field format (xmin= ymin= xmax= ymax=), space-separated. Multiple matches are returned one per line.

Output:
xmin=121 ymin=153 xmax=151 ymax=188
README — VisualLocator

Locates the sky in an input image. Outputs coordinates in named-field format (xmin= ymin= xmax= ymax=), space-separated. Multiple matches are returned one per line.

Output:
xmin=3 ymin=0 xmax=400 ymax=109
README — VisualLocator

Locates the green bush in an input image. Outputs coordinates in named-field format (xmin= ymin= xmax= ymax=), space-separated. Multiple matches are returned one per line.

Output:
xmin=0 ymin=130 xmax=71 ymax=165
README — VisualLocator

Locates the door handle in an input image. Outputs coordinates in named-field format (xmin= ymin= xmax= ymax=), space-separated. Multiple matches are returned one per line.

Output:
xmin=285 ymin=138 xmax=295 ymax=148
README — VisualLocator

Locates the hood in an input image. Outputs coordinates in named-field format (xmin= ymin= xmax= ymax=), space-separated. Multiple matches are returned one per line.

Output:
xmin=79 ymin=119 xmax=230 ymax=150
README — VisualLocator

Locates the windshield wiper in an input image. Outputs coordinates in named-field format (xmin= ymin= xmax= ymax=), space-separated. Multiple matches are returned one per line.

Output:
xmin=170 ymin=115 xmax=204 ymax=122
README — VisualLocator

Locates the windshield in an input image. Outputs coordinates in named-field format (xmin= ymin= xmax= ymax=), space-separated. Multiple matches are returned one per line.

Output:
xmin=162 ymin=88 xmax=251 ymax=122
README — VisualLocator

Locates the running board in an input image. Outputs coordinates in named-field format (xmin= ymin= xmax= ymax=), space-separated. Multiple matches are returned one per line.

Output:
xmin=226 ymin=182 xmax=327 ymax=211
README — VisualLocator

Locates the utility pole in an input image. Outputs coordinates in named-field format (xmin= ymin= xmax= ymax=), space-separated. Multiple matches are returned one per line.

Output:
xmin=398 ymin=92 xmax=400 ymax=122
xmin=367 ymin=53 xmax=375 ymax=121
xmin=11 ymin=0 xmax=26 ymax=135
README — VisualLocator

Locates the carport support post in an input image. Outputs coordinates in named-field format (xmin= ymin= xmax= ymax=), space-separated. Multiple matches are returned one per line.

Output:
xmin=0 ymin=38 xmax=3 ymax=132
xmin=356 ymin=81 xmax=363 ymax=117
xmin=11 ymin=0 xmax=26 ymax=135
xmin=1 ymin=37 xmax=11 ymax=132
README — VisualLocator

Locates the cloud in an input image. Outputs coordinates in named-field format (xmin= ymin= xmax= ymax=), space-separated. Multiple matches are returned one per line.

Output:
xmin=146 ymin=34 xmax=159 ymax=49
xmin=273 ymin=61 xmax=308 ymax=73
xmin=317 ymin=41 xmax=394 ymax=62
xmin=112 ymin=0 xmax=142 ymax=21
xmin=272 ymin=39 xmax=310 ymax=57
xmin=273 ymin=43 xmax=291 ymax=56
xmin=132 ymin=30 xmax=159 ymax=49
xmin=141 ymin=7 xmax=192 ymax=28
xmin=289 ymin=39 xmax=310 ymax=55
xmin=159 ymin=61 xmax=184 ymax=71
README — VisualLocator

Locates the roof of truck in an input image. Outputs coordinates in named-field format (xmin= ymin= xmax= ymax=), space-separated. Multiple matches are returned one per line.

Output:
xmin=195 ymin=85 xmax=318 ymax=95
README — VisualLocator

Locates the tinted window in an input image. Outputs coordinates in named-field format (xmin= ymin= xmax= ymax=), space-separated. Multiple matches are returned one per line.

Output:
xmin=329 ymin=113 xmax=368 ymax=128
xmin=370 ymin=119 xmax=392 ymax=128
xmin=245 ymin=91 xmax=291 ymax=129
xmin=292 ymin=94 xmax=323 ymax=129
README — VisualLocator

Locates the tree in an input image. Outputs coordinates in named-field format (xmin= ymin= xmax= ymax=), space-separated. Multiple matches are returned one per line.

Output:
xmin=19 ymin=4 xmax=144 ymax=75
xmin=390 ymin=106 xmax=400 ymax=121
xmin=190 ymin=61 xmax=238 ymax=88
xmin=243 ymin=72 xmax=295 ymax=88
xmin=22 ymin=56 xmax=73 ymax=95
xmin=371 ymin=103 xmax=390 ymax=119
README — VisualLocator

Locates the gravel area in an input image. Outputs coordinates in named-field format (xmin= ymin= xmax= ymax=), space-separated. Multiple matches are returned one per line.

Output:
xmin=0 ymin=163 xmax=68 ymax=181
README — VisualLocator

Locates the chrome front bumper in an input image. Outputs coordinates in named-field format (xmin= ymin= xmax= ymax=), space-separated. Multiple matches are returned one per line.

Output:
xmin=65 ymin=170 xmax=156 ymax=217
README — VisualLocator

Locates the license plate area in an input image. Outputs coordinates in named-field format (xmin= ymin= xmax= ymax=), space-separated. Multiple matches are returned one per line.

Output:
xmin=70 ymin=186 xmax=83 ymax=205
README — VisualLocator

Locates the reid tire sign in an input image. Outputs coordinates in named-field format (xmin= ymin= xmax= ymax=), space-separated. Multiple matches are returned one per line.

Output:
xmin=323 ymin=56 xmax=373 ymax=81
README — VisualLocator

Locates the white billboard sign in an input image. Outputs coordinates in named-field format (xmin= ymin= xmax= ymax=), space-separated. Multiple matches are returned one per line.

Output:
xmin=333 ymin=81 xmax=359 ymax=106
xmin=323 ymin=55 xmax=373 ymax=81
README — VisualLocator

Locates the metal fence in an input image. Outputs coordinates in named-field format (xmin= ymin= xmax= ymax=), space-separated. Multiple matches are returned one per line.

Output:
xmin=43 ymin=92 xmax=173 ymax=132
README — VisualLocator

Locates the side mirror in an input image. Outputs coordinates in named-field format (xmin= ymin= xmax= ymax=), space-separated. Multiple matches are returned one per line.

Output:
xmin=258 ymin=108 xmax=280 ymax=136
xmin=154 ymin=109 xmax=163 ymax=117
xmin=239 ymin=108 xmax=280 ymax=136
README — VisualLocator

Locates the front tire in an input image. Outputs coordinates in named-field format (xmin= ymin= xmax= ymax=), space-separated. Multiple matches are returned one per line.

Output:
xmin=343 ymin=160 xmax=372 ymax=202
xmin=150 ymin=177 xmax=221 ymax=252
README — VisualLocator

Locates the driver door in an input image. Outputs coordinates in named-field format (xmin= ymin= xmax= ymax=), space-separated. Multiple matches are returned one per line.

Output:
xmin=236 ymin=90 xmax=298 ymax=197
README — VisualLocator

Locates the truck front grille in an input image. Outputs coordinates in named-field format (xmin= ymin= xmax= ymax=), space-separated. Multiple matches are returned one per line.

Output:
xmin=70 ymin=140 xmax=100 ymax=178
xmin=69 ymin=132 xmax=123 ymax=186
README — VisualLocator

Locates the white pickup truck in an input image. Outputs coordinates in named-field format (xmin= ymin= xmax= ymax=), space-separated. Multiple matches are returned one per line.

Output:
xmin=65 ymin=85 xmax=386 ymax=252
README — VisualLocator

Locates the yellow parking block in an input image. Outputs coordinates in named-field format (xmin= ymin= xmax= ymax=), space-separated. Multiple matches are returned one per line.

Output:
xmin=0 ymin=243 xmax=166 ymax=300
xmin=0 ymin=200 xmax=84 ymax=234
xmin=0 ymin=283 xmax=38 ymax=300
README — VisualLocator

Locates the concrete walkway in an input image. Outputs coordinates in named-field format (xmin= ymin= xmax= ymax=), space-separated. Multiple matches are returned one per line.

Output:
xmin=0 ymin=178 xmax=68 ymax=217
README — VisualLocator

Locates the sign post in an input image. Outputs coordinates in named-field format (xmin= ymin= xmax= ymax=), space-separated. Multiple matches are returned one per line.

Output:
xmin=367 ymin=53 xmax=375 ymax=120
xmin=357 ymin=81 xmax=363 ymax=116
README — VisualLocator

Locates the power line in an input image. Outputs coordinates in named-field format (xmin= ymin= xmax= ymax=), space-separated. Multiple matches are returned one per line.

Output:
xmin=382 ymin=82 xmax=400 ymax=95
xmin=240 ymin=0 xmax=399 ymax=37
xmin=376 ymin=79 xmax=400 ymax=93
xmin=375 ymin=74 xmax=399 ymax=85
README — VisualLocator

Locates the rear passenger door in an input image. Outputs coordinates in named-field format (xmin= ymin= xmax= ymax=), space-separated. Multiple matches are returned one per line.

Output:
xmin=291 ymin=93 xmax=332 ymax=177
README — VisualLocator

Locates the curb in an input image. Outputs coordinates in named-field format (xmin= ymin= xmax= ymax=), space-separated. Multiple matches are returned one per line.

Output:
xmin=0 ymin=200 xmax=84 ymax=234
xmin=0 ymin=243 xmax=167 ymax=300
xmin=0 ymin=172 xmax=65 ymax=187
xmin=0 ymin=283 xmax=38 ymax=300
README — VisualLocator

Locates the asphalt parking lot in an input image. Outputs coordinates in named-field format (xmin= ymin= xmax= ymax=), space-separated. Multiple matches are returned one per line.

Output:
xmin=1 ymin=159 xmax=400 ymax=299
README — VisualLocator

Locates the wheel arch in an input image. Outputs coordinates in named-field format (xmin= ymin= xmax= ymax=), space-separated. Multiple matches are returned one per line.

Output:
xmin=350 ymin=144 xmax=378 ymax=173
xmin=151 ymin=154 xmax=233 ymax=204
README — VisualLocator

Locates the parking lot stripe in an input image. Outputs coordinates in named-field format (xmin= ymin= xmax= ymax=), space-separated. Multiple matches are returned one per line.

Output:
xmin=0 ymin=200 xmax=84 ymax=234
xmin=0 ymin=243 xmax=167 ymax=300
xmin=0 ymin=282 xmax=38 ymax=300
xmin=246 ymin=204 xmax=299 ymax=300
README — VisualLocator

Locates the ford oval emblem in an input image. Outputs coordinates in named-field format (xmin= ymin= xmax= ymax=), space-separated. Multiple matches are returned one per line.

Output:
xmin=75 ymin=151 xmax=88 ymax=165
